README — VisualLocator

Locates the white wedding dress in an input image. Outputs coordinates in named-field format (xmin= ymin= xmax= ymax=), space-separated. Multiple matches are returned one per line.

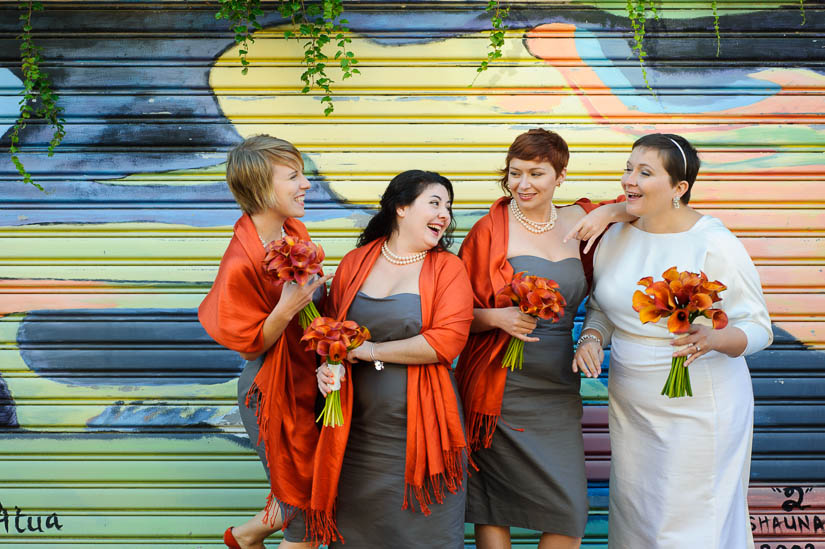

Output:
xmin=586 ymin=216 xmax=773 ymax=549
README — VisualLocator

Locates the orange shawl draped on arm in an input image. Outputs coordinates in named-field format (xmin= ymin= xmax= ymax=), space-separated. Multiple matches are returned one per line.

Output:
xmin=198 ymin=214 xmax=321 ymax=533
xmin=455 ymin=196 xmax=615 ymax=451
xmin=310 ymin=237 xmax=474 ymax=544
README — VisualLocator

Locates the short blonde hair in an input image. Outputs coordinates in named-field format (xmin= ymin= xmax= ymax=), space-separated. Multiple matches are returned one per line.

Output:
xmin=226 ymin=135 xmax=304 ymax=214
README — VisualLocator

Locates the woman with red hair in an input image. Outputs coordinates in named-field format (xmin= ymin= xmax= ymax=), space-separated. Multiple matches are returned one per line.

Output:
xmin=458 ymin=129 xmax=631 ymax=549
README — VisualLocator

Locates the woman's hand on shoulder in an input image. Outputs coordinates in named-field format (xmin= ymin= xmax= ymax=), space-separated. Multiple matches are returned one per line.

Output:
xmin=274 ymin=272 xmax=333 ymax=320
xmin=563 ymin=205 xmax=614 ymax=254
xmin=572 ymin=337 xmax=603 ymax=378
xmin=494 ymin=307 xmax=539 ymax=342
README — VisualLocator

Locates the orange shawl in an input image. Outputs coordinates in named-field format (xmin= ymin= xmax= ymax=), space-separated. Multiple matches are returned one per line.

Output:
xmin=198 ymin=214 xmax=321 ymax=532
xmin=455 ymin=196 xmax=613 ymax=451
xmin=310 ymin=238 xmax=474 ymax=544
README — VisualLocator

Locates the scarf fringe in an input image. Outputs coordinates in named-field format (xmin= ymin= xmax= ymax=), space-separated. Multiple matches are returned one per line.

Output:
xmin=307 ymin=508 xmax=343 ymax=546
xmin=262 ymin=491 xmax=343 ymax=546
xmin=465 ymin=410 xmax=500 ymax=452
xmin=402 ymin=447 xmax=467 ymax=516
xmin=245 ymin=383 xmax=270 ymax=446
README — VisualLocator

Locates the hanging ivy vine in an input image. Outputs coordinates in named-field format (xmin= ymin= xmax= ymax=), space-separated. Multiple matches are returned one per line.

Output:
xmin=215 ymin=0 xmax=263 ymax=74
xmin=217 ymin=0 xmax=358 ymax=116
xmin=626 ymin=1 xmax=805 ymax=92
xmin=472 ymin=0 xmax=510 ymax=85
xmin=11 ymin=0 xmax=811 ymax=187
xmin=9 ymin=0 xmax=65 ymax=190
xmin=626 ymin=0 xmax=652 ymax=91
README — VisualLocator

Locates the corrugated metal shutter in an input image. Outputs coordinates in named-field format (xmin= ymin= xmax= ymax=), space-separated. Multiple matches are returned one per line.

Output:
xmin=1 ymin=2 xmax=823 ymax=547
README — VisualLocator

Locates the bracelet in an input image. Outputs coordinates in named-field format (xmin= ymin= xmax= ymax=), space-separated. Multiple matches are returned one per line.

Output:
xmin=369 ymin=342 xmax=384 ymax=371
xmin=576 ymin=333 xmax=602 ymax=348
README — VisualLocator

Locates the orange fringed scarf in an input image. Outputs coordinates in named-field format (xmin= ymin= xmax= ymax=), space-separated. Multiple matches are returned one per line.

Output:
xmin=198 ymin=214 xmax=322 ymax=533
xmin=310 ymin=238 xmax=474 ymax=544
xmin=455 ymin=196 xmax=616 ymax=451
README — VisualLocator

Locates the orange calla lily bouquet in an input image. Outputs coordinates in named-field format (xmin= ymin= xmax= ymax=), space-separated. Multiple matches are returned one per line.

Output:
xmin=263 ymin=236 xmax=325 ymax=329
xmin=495 ymin=271 xmax=566 ymax=371
xmin=632 ymin=267 xmax=729 ymax=398
xmin=301 ymin=317 xmax=371 ymax=427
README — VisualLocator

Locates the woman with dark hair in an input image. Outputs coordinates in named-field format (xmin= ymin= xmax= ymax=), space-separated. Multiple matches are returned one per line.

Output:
xmin=457 ymin=128 xmax=633 ymax=549
xmin=573 ymin=133 xmax=772 ymax=547
xmin=314 ymin=169 xmax=474 ymax=548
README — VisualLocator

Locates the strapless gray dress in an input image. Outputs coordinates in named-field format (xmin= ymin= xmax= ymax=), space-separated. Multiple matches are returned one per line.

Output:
xmin=465 ymin=256 xmax=589 ymax=537
xmin=329 ymin=291 xmax=467 ymax=549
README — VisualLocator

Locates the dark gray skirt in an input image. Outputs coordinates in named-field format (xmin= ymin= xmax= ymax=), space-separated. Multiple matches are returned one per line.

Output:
xmin=238 ymin=356 xmax=307 ymax=542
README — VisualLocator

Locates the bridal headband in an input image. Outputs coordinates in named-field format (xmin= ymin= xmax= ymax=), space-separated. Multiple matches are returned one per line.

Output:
xmin=667 ymin=137 xmax=687 ymax=176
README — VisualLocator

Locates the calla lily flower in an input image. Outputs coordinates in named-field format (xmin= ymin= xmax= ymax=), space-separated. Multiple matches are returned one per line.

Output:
xmin=328 ymin=341 xmax=348 ymax=363
xmin=667 ymin=308 xmax=692 ymax=333
xmin=689 ymin=292 xmax=713 ymax=312
xmin=645 ymin=281 xmax=676 ymax=312
xmin=704 ymin=308 xmax=729 ymax=329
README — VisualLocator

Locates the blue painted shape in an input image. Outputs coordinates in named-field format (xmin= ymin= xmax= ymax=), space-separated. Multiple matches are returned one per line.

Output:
xmin=18 ymin=309 xmax=244 ymax=386
xmin=0 ymin=68 xmax=23 ymax=137
xmin=573 ymin=27 xmax=781 ymax=112
xmin=0 ymin=374 xmax=19 ymax=428
xmin=87 ymin=400 xmax=221 ymax=430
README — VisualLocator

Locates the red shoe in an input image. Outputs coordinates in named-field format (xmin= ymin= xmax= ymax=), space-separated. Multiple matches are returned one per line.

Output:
xmin=223 ymin=526 xmax=241 ymax=549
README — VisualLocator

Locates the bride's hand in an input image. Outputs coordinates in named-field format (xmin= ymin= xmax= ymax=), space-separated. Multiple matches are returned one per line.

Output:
xmin=572 ymin=338 xmax=603 ymax=378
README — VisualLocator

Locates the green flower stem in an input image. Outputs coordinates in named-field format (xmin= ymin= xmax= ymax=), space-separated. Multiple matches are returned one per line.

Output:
xmin=299 ymin=301 xmax=321 ymax=329
xmin=661 ymin=354 xmax=692 ymax=398
xmin=501 ymin=336 xmax=524 ymax=371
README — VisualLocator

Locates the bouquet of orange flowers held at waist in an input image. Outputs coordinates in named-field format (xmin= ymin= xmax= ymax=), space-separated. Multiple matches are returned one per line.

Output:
xmin=632 ymin=266 xmax=729 ymax=398
xmin=301 ymin=317 xmax=371 ymax=427
xmin=263 ymin=236 xmax=325 ymax=329
xmin=495 ymin=271 xmax=566 ymax=371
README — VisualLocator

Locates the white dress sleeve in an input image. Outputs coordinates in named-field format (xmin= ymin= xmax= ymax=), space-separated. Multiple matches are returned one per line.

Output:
xmin=583 ymin=294 xmax=615 ymax=348
xmin=704 ymin=225 xmax=773 ymax=356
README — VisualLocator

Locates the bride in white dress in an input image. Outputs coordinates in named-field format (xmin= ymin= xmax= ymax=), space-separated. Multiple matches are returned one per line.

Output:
xmin=571 ymin=134 xmax=772 ymax=548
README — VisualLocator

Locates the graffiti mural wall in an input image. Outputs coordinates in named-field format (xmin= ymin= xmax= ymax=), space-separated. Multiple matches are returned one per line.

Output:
xmin=1 ymin=1 xmax=823 ymax=546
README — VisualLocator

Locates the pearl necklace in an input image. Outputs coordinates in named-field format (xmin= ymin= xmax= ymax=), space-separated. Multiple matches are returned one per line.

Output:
xmin=509 ymin=198 xmax=557 ymax=234
xmin=381 ymin=241 xmax=428 ymax=265
xmin=260 ymin=226 xmax=288 ymax=247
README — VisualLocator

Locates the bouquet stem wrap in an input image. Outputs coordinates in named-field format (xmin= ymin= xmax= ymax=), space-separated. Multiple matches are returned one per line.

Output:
xmin=318 ymin=362 xmax=344 ymax=427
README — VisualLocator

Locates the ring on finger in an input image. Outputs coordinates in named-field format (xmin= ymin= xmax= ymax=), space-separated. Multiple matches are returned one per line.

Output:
xmin=696 ymin=344 xmax=701 ymax=352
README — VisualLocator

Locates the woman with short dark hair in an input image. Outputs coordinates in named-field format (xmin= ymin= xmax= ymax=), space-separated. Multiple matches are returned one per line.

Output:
xmin=573 ymin=133 xmax=772 ymax=547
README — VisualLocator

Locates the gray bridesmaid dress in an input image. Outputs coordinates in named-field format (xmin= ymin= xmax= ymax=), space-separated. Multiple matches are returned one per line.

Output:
xmin=329 ymin=291 xmax=467 ymax=549
xmin=465 ymin=256 xmax=589 ymax=537
xmin=237 ymin=356 xmax=307 ymax=541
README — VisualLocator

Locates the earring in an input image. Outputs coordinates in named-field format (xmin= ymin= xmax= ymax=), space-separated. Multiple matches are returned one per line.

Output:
xmin=672 ymin=196 xmax=680 ymax=209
